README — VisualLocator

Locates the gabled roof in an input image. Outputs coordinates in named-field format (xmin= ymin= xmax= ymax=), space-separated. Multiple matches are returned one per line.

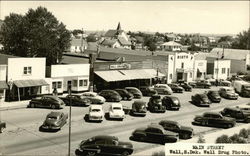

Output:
xmin=0 ymin=53 xmax=19 ymax=64
xmin=104 ymin=30 xmax=119 ymax=37
xmin=161 ymin=41 xmax=182 ymax=46
xmin=118 ymin=37 xmax=131 ymax=45
xmin=209 ymin=48 xmax=250 ymax=60
xmin=70 ymin=38 xmax=88 ymax=47
xmin=101 ymin=39 xmax=118 ymax=46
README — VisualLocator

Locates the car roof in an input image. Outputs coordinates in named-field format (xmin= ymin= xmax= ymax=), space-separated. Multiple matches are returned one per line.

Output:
xmin=92 ymin=135 xmax=118 ymax=141
xmin=133 ymin=100 xmax=146 ymax=105
xmin=47 ymin=111 xmax=62 ymax=117
xmin=90 ymin=105 xmax=103 ymax=109
xmin=159 ymin=120 xmax=178 ymax=125
xmin=147 ymin=124 xmax=165 ymax=130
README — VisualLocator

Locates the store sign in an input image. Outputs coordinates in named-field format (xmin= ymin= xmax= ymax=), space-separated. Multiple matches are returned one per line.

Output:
xmin=109 ymin=63 xmax=131 ymax=70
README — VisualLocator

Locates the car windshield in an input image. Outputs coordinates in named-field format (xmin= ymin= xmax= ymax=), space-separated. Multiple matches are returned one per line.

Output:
xmin=113 ymin=107 xmax=122 ymax=110
xmin=91 ymin=109 xmax=100 ymax=112
xmin=47 ymin=116 xmax=58 ymax=120
xmin=226 ymin=89 xmax=235 ymax=93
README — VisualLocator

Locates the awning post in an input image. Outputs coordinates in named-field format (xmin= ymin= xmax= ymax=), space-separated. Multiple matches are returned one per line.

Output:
xmin=17 ymin=87 xmax=20 ymax=101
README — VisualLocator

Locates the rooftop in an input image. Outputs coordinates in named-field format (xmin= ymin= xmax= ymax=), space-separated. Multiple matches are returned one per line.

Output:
xmin=209 ymin=48 xmax=250 ymax=60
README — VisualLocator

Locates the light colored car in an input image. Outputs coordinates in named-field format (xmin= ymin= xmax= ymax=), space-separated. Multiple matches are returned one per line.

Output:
xmin=82 ymin=92 xmax=106 ymax=104
xmin=219 ymin=87 xmax=238 ymax=100
xmin=88 ymin=105 xmax=104 ymax=122
xmin=154 ymin=84 xmax=173 ymax=95
xmin=108 ymin=103 xmax=125 ymax=120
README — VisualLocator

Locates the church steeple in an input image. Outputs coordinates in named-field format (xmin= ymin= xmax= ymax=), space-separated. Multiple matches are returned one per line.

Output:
xmin=116 ymin=22 xmax=121 ymax=31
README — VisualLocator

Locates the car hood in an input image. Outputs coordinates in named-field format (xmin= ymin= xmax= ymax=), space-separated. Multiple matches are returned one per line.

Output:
xmin=180 ymin=126 xmax=193 ymax=132
xmin=44 ymin=119 xmax=58 ymax=126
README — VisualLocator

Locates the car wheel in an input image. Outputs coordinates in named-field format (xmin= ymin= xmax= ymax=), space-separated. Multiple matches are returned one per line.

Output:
xmin=51 ymin=105 xmax=56 ymax=109
xmin=121 ymin=151 xmax=130 ymax=156
xmin=86 ymin=151 xmax=96 ymax=156
xmin=201 ymin=120 xmax=207 ymax=126
xmin=30 ymin=103 xmax=35 ymax=108
xmin=123 ymin=97 xmax=127 ymax=100
xmin=182 ymin=133 xmax=190 ymax=139
xmin=227 ymin=124 xmax=233 ymax=128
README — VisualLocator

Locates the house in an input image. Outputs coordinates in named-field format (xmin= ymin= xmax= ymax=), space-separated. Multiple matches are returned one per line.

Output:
xmin=69 ymin=38 xmax=88 ymax=53
xmin=206 ymin=57 xmax=231 ymax=80
xmin=160 ymin=41 xmax=183 ymax=52
xmin=194 ymin=53 xmax=208 ymax=81
xmin=165 ymin=33 xmax=181 ymax=42
xmin=101 ymin=39 xmax=121 ymax=48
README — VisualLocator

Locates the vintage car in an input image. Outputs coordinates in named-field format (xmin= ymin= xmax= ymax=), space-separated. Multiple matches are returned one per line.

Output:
xmin=220 ymin=107 xmax=250 ymax=123
xmin=195 ymin=80 xmax=211 ymax=88
xmin=162 ymin=96 xmax=181 ymax=110
xmin=219 ymin=87 xmax=238 ymax=100
xmin=82 ymin=92 xmax=106 ymax=104
xmin=191 ymin=94 xmax=210 ymax=107
xmin=153 ymin=84 xmax=173 ymax=95
xmin=0 ymin=121 xmax=6 ymax=133
xmin=179 ymin=82 xmax=192 ymax=91
xmin=88 ymin=105 xmax=105 ymax=122
xmin=40 ymin=111 xmax=68 ymax=131
xmin=139 ymin=86 xmax=158 ymax=96
xmin=98 ymin=90 xmax=122 ymax=102
xmin=76 ymin=135 xmax=133 ymax=156
xmin=28 ymin=95 xmax=65 ymax=109
xmin=192 ymin=112 xmax=236 ymax=128
xmin=167 ymin=84 xmax=184 ymax=93
xmin=108 ymin=103 xmax=125 ymax=120
xmin=131 ymin=124 xmax=179 ymax=144
xmin=130 ymin=100 xmax=147 ymax=116
xmin=159 ymin=120 xmax=193 ymax=139
xmin=206 ymin=90 xmax=221 ymax=103
xmin=125 ymin=87 xmax=143 ymax=99
xmin=147 ymin=95 xmax=166 ymax=113
xmin=60 ymin=95 xmax=91 ymax=106
xmin=115 ymin=89 xmax=134 ymax=101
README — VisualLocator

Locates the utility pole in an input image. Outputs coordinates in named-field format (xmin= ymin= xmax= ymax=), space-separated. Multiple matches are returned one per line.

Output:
xmin=68 ymin=84 xmax=72 ymax=156
xmin=80 ymin=28 xmax=84 ymax=53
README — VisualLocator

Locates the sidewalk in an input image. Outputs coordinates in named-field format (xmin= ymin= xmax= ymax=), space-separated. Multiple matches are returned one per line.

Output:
xmin=133 ymin=123 xmax=250 ymax=156
xmin=0 ymin=100 xmax=29 ymax=111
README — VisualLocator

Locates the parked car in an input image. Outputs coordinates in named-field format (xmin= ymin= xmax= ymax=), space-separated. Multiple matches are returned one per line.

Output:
xmin=108 ymin=103 xmax=125 ymax=120
xmin=192 ymin=112 xmax=236 ymax=128
xmin=219 ymin=87 xmax=238 ymax=100
xmin=191 ymin=94 xmax=210 ymax=107
xmin=82 ymin=92 xmax=106 ymax=104
xmin=139 ymin=86 xmax=158 ymax=96
xmin=99 ymin=90 xmax=122 ymax=102
xmin=153 ymin=84 xmax=173 ymax=95
xmin=236 ymin=105 xmax=250 ymax=112
xmin=147 ymin=95 xmax=166 ymax=113
xmin=40 ymin=111 xmax=68 ymax=131
xmin=233 ymin=80 xmax=250 ymax=97
xmin=220 ymin=107 xmax=250 ymax=123
xmin=115 ymin=89 xmax=134 ymax=101
xmin=179 ymin=82 xmax=192 ymax=91
xmin=76 ymin=135 xmax=133 ymax=156
xmin=195 ymin=80 xmax=211 ymax=88
xmin=88 ymin=105 xmax=104 ymax=122
xmin=167 ymin=84 xmax=184 ymax=93
xmin=131 ymin=124 xmax=179 ymax=144
xmin=159 ymin=120 xmax=193 ymax=139
xmin=60 ymin=95 xmax=91 ymax=106
xmin=28 ymin=95 xmax=65 ymax=109
xmin=206 ymin=90 xmax=221 ymax=103
xmin=130 ymin=100 xmax=147 ymax=116
xmin=162 ymin=96 xmax=181 ymax=110
xmin=0 ymin=121 xmax=6 ymax=133
xmin=125 ymin=87 xmax=143 ymax=99
xmin=188 ymin=81 xmax=197 ymax=88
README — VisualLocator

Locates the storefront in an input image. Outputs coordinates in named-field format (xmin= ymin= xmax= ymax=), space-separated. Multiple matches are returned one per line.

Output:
xmin=0 ymin=81 xmax=8 ymax=102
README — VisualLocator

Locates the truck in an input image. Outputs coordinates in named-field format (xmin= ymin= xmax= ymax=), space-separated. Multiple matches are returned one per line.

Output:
xmin=233 ymin=81 xmax=250 ymax=97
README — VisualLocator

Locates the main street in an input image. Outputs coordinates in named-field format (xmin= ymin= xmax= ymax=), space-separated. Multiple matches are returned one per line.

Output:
xmin=0 ymin=87 xmax=249 ymax=156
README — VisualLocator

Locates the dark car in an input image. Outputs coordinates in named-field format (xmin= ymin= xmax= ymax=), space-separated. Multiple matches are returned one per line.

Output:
xmin=0 ymin=121 xmax=6 ymax=133
xmin=60 ymin=95 xmax=91 ymax=106
xmin=28 ymin=95 xmax=65 ymax=109
xmin=76 ymin=135 xmax=133 ymax=156
xmin=220 ymin=107 xmax=250 ymax=123
xmin=139 ymin=86 xmax=157 ymax=96
xmin=98 ymin=90 xmax=122 ymax=102
xmin=115 ymin=89 xmax=134 ymax=101
xmin=159 ymin=120 xmax=193 ymax=139
xmin=147 ymin=95 xmax=166 ymax=113
xmin=40 ymin=111 xmax=68 ymax=131
xmin=125 ymin=87 xmax=143 ymax=99
xmin=188 ymin=82 xmax=197 ymax=88
xmin=162 ymin=96 xmax=181 ymax=110
xmin=195 ymin=80 xmax=211 ymax=88
xmin=191 ymin=94 xmax=210 ymax=107
xmin=179 ymin=82 xmax=192 ymax=91
xmin=130 ymin=100 xmax=147 ymax=116
xmin=192 ymin=112 xmax=236 ymax=128
xmin=206 ymin=90 xmax=221 ymax=103
xmin=168 ymin=84 xmax=184 ymax=93
xmin=131 ymin=124 xmax=179 ymax=144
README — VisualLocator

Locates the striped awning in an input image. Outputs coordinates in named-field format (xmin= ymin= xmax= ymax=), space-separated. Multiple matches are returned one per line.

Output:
xmin=0 ymin=81 xmax=8 ymax=89
xmin=14 ymin=79 xmax=49 ymax=88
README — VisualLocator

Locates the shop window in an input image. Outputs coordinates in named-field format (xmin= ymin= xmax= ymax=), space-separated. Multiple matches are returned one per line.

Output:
xmin=84 ymin=80 xmax=88 ymax=86
xmin=52 ymin=81 xmax=62 ymax=89
xmin=57 ymin=82 xmax=62 ymax=89
xmin=79 ymin=80 xmax=84 ymax=87
xmin=73 ymin=80 xmax=77 ymax=87
xmin=52 ymin=82 xmax=57 ymax=89
xmin=23 ymin=66 xmax=32 ymax=75
xmin=222 ymin=68 xmax=226 ymax=74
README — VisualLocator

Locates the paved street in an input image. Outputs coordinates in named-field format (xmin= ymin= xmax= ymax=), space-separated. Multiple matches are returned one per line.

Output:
xmin=0 ymin=87 xmax=250 ymax=156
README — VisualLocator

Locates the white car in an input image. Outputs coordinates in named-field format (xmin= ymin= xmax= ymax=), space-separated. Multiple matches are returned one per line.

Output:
xmin=108 ymin=103 xmax=125 ymax=120
xmin=82 ymin=92 xmax=106 ymax=104
xmin=154 ymin=84 xmax=173 ymax=95
xmin=88 ymin=105 xmax=104 ymax=122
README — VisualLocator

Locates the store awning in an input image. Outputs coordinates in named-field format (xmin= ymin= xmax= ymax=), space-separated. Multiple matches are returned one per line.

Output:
xmin=14 ymin=79 xmax=49 ymax=88
xmin=94 ymin=69 xmax=155 ymax=82
xmin=143 ymin=69 xmax=165 ymax=77
xmin=0 ymin=81 xmax=8 ymax=89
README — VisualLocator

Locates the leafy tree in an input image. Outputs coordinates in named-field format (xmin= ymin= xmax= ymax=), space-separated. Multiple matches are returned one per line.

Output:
xmin=197 ymin=135 xmax=206 ymax=143
xmin=86 ymin=34 xmax=97 ymax=42
xmin=216 ymin=135 xmax=232 ymax=143
xmin=218 ymin=35 xmax=233 ymax=43
xmin=188 ymin=42 xmax=200 ymax=51
xmin=144 ymin=35 xmax=156 ymax=51
xmin=0 ymin=6 xmax=71 ymax=65
xmin=72 ymin=29 xmax=83 ymax=37
xmin=232 ymin=28 xmax=250 ymax=50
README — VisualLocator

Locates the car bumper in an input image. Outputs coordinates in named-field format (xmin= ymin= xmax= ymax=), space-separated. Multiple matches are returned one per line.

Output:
xmin=89 ymin=116 xmax=103 ymax=121
xmin=109 ymin=115 xmax=125 ymax=119
xmin=41 ymin=125 xmax=61 ymax=130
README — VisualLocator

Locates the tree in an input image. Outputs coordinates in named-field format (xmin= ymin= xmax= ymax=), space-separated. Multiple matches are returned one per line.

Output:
xmin=144 ymin=35 xmax=157 ymax=51
xmin=188 ymin=42 xmax=200 ymax=51
xmin=86 ymin=34 xmax=97 ymax=42
xmin=232 ymin=28 xmax=250 ymax=50
xmin=72 ymin=29 xmax=83 ymax=37
xmin=218 ymin=35 xmax=233 ymax=43
xmin=0 ymin=7 xmax=71 ymax=65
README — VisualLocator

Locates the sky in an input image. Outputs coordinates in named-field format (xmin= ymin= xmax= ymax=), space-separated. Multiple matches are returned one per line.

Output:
xmin=0 ymin=1 xmax=249 ymax=35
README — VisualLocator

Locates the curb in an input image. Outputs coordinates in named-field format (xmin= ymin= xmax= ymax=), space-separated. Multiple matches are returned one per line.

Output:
xmin=0 ymin=105 xmax=27 ymax=111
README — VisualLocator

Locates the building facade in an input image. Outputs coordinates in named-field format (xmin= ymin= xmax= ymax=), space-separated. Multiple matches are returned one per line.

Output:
xmin=193 ymin=60 xmax=207 ymax=81
xmin=0 ymin=65 xmax=8 ymax=102
xmin=207 ymin=57 xmax=231 ymax=80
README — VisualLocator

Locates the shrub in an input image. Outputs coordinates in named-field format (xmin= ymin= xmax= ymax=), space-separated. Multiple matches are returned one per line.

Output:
xmin=239 ymin=128 xmax=249 ymax=138
xmin=229 ymin=134 xmax=247 ymax=143
xmin=197 ymin=135 xmax=206 ymax=143
xmin=152 ymin=151 xmax=165 ymax=156
xmin=216 ymin=135 xmax=232 ymax=143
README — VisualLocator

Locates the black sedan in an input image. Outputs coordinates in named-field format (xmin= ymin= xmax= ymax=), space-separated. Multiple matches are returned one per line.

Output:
xmin=130 ymin=100 xmax=147 ymax=116
xmin=115 ymin=89 xmax=134 ymax=101
xmin=179 ymin=82 xmax=192 ymax=91
xmin=168 ymin=84 xmax=184 ymax=93
xmin=60 ymin=95 xmax=91 ymax=106
xmin=76 ymin=135 xmax=133 ymax=156
xmin=139 ymin=86 xmax=158 ymax=96
xmin=125 ymin=87 xmax=143 ymax=99
xmin=191 ymin=94 xmax=210 ymax=107
xmin=162 ymin=96 xmax=181 ymax=110
xmin=40 ymin=111 xmax=68 ymax=131
xmin=206 ymin=90 xmax=221 ymax=103
xmin=99 ymin=90 xmax=122 ymax=102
